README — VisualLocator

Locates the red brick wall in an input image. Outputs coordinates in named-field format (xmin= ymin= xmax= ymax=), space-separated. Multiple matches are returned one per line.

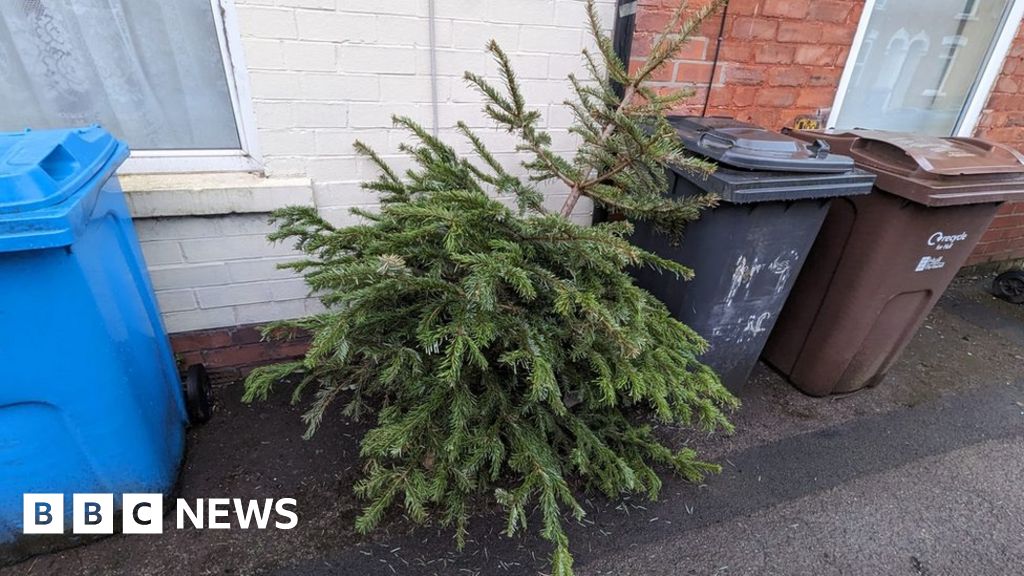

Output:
xmin=966 ymin=203 xmax=1024 ymax=266
xmin=633 ymin=0 xmax=1024 ymax=267
xmin=632 ymin=0 xmax=863 ymax=130
xmin=974 ymin=22 xmax=1024 ymax=150
xmin=171 ymin=324 xmax=310 ymax=382
xmin=970 ymin=21 xmax=1024 ymax=267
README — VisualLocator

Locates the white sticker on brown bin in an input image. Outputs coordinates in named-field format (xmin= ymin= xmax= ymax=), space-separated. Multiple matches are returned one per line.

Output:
xmin=915 ymin=256 xmax=946 ymax=272
xmin=927 ymin=231 xmax=968 ymax=251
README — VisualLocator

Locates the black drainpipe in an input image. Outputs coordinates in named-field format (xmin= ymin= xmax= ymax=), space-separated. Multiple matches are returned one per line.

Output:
xmin=594 ymin=0 xmax=638 ymax=224
xmin=701 ymin=1 xmax=730 ymax=117
xmin=612 ymin=0 xmax=637 ymax=99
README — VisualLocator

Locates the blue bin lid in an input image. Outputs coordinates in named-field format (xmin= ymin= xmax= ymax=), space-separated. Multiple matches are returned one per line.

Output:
xmin=0 ymin=126 xmax=128 ymax=252
xmin=0 ymin=126 xmax=121 ymax=214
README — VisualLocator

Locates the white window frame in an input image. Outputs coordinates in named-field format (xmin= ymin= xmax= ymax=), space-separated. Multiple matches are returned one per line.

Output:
xmin=826 ymin=0 xmax=1024 ymax=137
xmin=119 ymin=0 xmax=261 ymax=174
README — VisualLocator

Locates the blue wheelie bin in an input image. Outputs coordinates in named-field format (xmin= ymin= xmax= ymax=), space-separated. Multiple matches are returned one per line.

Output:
xmin=0 ymin=127 xmax=193 ymax=559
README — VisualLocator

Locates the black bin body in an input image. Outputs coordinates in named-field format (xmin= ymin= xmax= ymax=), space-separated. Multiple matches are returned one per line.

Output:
xmin=630 ymin=117 xmax=876 ymax=393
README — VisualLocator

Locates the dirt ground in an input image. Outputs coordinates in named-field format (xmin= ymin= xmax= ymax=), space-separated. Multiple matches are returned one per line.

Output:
xmin=2 ymin=272 xmax=1022 ymax=576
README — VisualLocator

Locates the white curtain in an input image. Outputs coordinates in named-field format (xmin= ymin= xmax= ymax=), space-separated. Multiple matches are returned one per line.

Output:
xmin=0 ymin=0 xmax=240 ymax=150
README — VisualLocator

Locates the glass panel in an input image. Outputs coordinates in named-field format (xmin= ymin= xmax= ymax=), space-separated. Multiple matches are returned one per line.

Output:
xmin=0 ymin=0 xmax=240 ymax=151
xmin=834 ymin=0 xmax=1012 ymax=136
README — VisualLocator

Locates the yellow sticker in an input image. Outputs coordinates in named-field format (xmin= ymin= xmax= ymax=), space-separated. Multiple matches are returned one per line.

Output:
xmin=793 ymin=116 xmax=821 ymax=130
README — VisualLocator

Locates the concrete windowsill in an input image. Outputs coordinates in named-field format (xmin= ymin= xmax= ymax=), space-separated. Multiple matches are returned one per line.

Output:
xmin=120 ymin=172 xmax=314 ymax=218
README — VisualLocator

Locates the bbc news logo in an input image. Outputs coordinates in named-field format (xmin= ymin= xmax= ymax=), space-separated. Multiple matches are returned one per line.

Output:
xmin=23 ymin=494 xmax=298 ymax=535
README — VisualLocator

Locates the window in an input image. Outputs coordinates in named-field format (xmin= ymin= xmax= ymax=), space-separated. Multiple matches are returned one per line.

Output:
xmin=0 ymin=0 xmax=258 ymax=173
xmin=957 ymin=0 xmax=982 ymax=19
xmin=828 ymin=0 xmax=1024 ymax=137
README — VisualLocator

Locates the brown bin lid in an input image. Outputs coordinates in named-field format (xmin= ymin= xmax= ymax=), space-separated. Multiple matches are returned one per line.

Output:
xmin=783 ymin=129 xmax=1024 ymax=207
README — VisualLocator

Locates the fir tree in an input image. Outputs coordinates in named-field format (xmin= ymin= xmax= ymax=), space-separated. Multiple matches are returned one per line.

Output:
xmin=245 ymin=2 xmax=733 ymax=574
xmin=462 ymin=0 xmax=724 ymax=226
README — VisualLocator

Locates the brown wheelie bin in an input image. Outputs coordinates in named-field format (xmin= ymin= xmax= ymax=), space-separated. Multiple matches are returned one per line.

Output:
xmin=763 ymin=130 xmax=1024 ymax=396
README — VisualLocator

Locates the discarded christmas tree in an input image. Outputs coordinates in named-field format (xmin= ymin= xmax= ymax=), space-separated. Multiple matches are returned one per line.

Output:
xmin=244 ymin=2 xmax=733 ymax=575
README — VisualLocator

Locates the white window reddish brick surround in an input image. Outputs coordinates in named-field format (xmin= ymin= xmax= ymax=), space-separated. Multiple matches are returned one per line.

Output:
xmin=130 ymin=0 xmax=614 ymax=333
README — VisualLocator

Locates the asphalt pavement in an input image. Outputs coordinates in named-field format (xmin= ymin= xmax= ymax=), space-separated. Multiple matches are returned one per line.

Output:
xmin=6 ymin=276 xmax=1022 ymax=576
xmin=276 ymin=376 xmax=1024 ymax=576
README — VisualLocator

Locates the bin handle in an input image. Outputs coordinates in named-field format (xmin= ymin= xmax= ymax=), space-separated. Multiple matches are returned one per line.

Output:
xmin=39 ymin=144 xmax=80 ymax=182
xmin=807 ymin=139 xmax=830 ymax=159
xmin=696 ymin=131 xmax=732 ymax=149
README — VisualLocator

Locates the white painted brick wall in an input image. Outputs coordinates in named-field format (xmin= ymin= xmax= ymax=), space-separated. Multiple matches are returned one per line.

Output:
xmin=238 ymin=0 xmax=612 ymax=219
xmin=136 ymin=214 xmax=321 ymax=333
xmin=139 ymin=0 xmax=613 ymax=333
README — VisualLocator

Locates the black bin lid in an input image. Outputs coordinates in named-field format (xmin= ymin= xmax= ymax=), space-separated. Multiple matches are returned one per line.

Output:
xmin=665 ymin=116 xmax=875 ymax=204
xmin=669 ymin=116 xmax=855 ymax=173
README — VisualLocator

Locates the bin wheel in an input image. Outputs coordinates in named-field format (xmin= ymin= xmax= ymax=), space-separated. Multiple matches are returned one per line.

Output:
xmin=993 ymin=270 xmax=1024 ymax=304
xmin=184 ymin=364 xmax=213 ymax=425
